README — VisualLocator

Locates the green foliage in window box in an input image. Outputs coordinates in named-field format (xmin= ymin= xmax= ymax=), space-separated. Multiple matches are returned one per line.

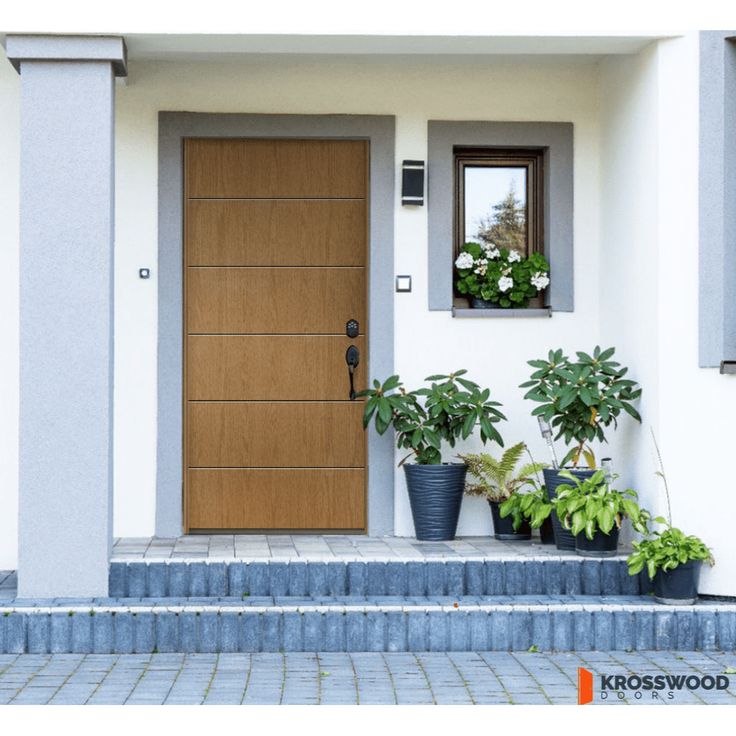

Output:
xmin=627 ymin=521 xmax=714 ymax=579
xmin=520 ymin=346 xmax=642 ymax=468
xmin=551 ymin=469 xmax=649 ymax=541
xmin=359 ymin=371 xmax=506 ymax=465
xmin=455 ymin=242 xmax=550 ymax=308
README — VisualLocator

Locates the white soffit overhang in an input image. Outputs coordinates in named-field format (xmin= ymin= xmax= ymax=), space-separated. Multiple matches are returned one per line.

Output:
xmin=122 ymin=33 xmax=664 ymax=60
xmin=0 ymin=32 xmax=669 ymax=63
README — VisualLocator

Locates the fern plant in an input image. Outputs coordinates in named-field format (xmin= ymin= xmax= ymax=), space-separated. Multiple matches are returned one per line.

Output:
xmin=459 ymin=442 xmax=546 ymax=503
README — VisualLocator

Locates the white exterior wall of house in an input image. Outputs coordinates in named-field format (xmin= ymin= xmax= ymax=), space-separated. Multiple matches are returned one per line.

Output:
xmin=0 ymin=32 xmax=733 ymax=597
xmin=600 ymin=33 xmax=736 ymax=596
xmin=110 ymin=56 xmax=603 ymax=541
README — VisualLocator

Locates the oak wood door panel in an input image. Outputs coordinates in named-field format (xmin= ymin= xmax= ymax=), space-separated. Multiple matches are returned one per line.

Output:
xmin=186 ymin=267 xmax=366 ymax=335
xmin=185 ymin=139 xmax=367 ymax=199
xmin=187 ymin=335 xmax=366 ymax=401
xmin=187 ymin=402 xmax=366 ymax=468
xmin=186 ymin=199 xmax=366 ymax=267
xmin=184 ymin=137 xmax=368 ymax=532
xmin=187 ymin=469 xmax=366 ymax=530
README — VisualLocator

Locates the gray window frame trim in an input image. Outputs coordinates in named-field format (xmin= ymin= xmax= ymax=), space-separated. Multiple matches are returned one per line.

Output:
xmin=427 ymin=120 xmax=574 ymax=312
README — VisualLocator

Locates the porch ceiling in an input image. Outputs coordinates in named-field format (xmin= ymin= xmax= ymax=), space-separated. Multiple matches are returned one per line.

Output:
xmin=0 ymin=32 xmax=667 ymax=67
xmin=123 ymin=33 xmax=664 ymax=60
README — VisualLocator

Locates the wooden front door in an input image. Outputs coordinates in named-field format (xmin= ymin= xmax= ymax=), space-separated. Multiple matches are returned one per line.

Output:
xmin=184 ymin=138 xmax=368 ymax=532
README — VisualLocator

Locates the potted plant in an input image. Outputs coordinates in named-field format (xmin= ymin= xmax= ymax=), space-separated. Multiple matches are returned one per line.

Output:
xmin=551 ymin=470 xmax=649 ymax=557
xmin=627 ymin=522 xmax=714 ymax=604
xmin=626 ymin=432 xmax=714 ymax=604
xmin=520 ymin=346 xmax=642 ymax=550
xmin=455 ymin=242 xmax=550 ymax=309
xmin=360 ymin=371 xmax=506 ymax=541
xmin=499 ymin=486 xmax=555 ymax=544
xmin=459 ymin=442 xmax=546 ymax=541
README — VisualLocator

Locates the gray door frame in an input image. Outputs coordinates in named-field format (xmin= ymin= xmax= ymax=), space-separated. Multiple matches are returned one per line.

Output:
xmin=157 ymin=112 xmax=396 ymax=536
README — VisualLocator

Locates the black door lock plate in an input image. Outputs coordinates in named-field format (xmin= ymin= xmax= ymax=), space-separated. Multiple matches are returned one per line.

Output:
xmin=346 ymin=319 xmax=359 ymax=338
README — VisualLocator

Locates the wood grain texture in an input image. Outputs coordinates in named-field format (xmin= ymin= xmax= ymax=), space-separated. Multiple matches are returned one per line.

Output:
xmin=186 ymin=199 xmax=366 ymax=266
xmin=186 ymin=267 xmax=366 ymax=334
xmin=185 ymin=138 xmax=367 ymax=199
xmin=187 ymin=402 xmax=366 ymax=468
xmin=187 ymin=335 xmax=366 ymax=400
xmin=187 ymin=468 xmax=365 ymax=530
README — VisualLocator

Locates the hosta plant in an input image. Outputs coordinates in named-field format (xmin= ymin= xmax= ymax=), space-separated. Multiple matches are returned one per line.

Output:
xmin=499 ymin=486 xmax=553 ymax=533
xmin=455 ymin=242 xmax=550 ymax=308
xmin=459 ymin=442 xmax=545 ymax=503
xmin=359 ymin=371 xmax=506 ymax=465
xmin=551 ymin=470 xmax=649 ymax=541
xmin=520 ymin=346 xmax=642 ymax=468
xmin=627 ymin=520 xmax=714 ymax=580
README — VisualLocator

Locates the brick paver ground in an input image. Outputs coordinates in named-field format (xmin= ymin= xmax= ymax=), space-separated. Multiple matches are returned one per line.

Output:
xmin=0 ymin=650 xmax=734 ymax=705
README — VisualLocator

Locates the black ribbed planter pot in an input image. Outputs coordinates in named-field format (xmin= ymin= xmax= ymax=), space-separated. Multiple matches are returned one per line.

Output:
xmin=543 ymin=467 xmax=597 ymax=551
xmin=403 ymin=463 xmax=467 ymax=541
xmin=488 ymin=500 xmax=531 ymax=540
xmin=653 ymin=560 xmax=702 ymax=605
xmin=575 ymin=527 xmax=620 ymax=557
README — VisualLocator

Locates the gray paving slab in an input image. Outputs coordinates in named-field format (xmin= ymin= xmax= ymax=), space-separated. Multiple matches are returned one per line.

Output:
xmin=1 ymin=649 xmax=735 ymax=704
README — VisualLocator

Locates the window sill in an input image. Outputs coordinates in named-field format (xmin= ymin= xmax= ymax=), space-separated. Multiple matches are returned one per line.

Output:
xmin=451 ymin=307 xmax=552 ymax=319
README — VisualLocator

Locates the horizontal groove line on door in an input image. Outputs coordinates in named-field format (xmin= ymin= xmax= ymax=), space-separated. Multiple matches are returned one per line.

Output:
xmin=186 ymin=265 xmax=365 ymax=270
xmin=188 ymin=466 xmax=366 ymax=470
xmin=187 ymin=332 xmax=366 ymax=336
xmin=187 ymin=197 xmax=366 ymax=201
xmin=186 ymin=400 xmax=364 ymax=404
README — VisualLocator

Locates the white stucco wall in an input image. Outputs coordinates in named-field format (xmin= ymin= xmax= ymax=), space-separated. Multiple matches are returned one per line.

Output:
xmin=1 ymin=38 xmax=733 ymax=596
xmin=600 ymin=34 xmax=736 ymax=596
xmin=110 ymin=56 xmax=603 ymax=541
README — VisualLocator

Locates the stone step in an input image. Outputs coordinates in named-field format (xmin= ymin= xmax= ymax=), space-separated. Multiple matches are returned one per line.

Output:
xmin=2 ymin=596 xmax=734 ymax=654
xmin=108 ymin=558 xmax=649 ymax=599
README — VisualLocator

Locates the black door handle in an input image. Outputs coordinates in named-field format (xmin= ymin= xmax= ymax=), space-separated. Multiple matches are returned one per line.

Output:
xmin=345 ymin=345 xmax=360 ymax=400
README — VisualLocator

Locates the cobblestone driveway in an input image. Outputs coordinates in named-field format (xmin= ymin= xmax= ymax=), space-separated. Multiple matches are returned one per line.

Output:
xmin=1 ymin=651 xmax=735 ymax=705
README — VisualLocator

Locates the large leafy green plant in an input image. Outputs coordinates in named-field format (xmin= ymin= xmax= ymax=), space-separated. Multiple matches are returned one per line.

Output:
xmin=459 ymin=442 xmax=545 ymax=503
xmin=551 ymin=470 xmax=649 ymax=541
xmin=520 ymin=346 xmax=642 ymax=467
xmin=627 ymin=521 xmax=714 ymax=580
xmin=455 ymin=242 xmax=550 ymax=308
xmin=499 ymin=487 xmax=553 ymax=532
xmin=360 ymin=371 xmax=506 ymax=465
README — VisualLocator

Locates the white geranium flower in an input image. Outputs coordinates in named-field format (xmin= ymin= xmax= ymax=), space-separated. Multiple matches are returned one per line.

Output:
xmin=498 ymin=276 xmax=513 ymax=293
xmin=485 ymin=246 xmax=500 ymax=260
xmin=507 ymin=250 xmax=522 ymax=263
xmin=455 ymin=252 xmax=474 ymax=270
xmin=474 ymin=264 xmax=487 ymax=276
xmin=531 ymin=272 xmax=550 ymax=290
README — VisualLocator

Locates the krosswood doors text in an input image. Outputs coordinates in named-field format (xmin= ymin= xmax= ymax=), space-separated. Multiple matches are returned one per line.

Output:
xmin=183 ymin=138 xmax=368 ymax=532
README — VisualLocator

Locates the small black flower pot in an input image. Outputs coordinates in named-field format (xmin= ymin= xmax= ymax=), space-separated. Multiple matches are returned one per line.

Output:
xmin=471 ymin=297 xmax=500 ymax=309
xmin=539 ymin=516 xmax=555 ymax=545
xmin=403 ymin=463 xmax=467 ymax=541
xmin=575 ymin=527 xmax=620 ymax=558
xmin=488 ymin=500 xmax=532 ymax=541
xmin=653 ymin=560 xmax=702 ymax=605
xmin=543 ymin=467 xmax=597 ymax=551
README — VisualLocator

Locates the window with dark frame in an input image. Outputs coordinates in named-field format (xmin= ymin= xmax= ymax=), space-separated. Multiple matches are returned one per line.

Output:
xmin=453 ymin=147 xmax=545 ymax=306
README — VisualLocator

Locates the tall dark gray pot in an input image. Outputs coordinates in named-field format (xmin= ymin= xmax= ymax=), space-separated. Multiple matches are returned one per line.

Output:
xmin=543 ymin=467 xmax=597 ymax=551
xmin=403 ymin=463 xmax=467 ymax=541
